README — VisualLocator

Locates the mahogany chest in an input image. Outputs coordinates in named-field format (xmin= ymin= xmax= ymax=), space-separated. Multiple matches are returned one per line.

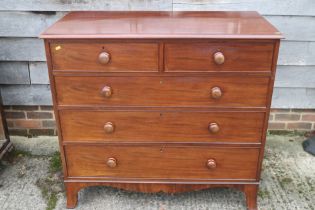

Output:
xmin=41 ymin=11 xmax=282 ymax=209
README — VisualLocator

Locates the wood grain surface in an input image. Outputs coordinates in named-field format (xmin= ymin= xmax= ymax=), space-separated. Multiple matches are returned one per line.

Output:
xmin=55 ymin=76 xmax=270 ymax=107
xmin=40 ymin=11 xmax=282 ymax=39
xmin=41 ymin=11 xmax=282 ymax=209
xmin=50 ymin=42 xmax=159 ymax=71
xmin=59 ymin=110 xmax=265 ymax=143
xmin=165 ymin=41 xmax=274 ymax=72
xmin=65 ymin=145 xmax=259 ymax=180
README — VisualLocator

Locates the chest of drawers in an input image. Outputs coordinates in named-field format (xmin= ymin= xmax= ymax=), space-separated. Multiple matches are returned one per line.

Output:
xmin=41 ymin=11 xmax=282 ymax=209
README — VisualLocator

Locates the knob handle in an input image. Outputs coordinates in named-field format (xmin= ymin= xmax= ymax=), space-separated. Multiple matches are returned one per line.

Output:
xmin=106 ymin=158 xmax=117 ymax=168
xmin=208 ymin=123 xmax=220 ymax=133
xmin=101 ymin=86 xmax=112 ymax=98
xmin=213 ymin=52 xmax=225 ymax=65
xmin=206 ymin=159 xmax=217 ymax=169
xmin=211 ymin=87 xmax=222 ymax=99
xmin=104 ymin=122 xmax=115 ymax=134
xmin=99 ymin=52 xmax=110 ymax=64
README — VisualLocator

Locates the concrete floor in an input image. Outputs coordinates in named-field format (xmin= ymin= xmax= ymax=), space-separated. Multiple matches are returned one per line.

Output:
xmin=0 ymin=135 xmax=314 ymax=210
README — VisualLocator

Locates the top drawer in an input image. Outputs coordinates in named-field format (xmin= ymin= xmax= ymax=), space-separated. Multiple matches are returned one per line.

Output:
xmin=165 ymin=41 xmax=274 ymax=72
xmin=50 ymin=42 xmax=159 ymax=72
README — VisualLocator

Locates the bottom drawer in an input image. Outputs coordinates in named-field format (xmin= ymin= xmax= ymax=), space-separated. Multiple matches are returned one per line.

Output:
xmin=65 ymin=145 xmax=259 ymax=180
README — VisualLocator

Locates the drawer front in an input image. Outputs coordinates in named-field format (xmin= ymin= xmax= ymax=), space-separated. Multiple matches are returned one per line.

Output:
xmin=165 ymin=42 xmax=274 ymax=72
xmin=65 ymin=145 xmax=259 ymax=180
xmin=60 ymin=111 xmax=264 ymax=143
xmin=55 ymin=76 xmax=269 ymax=107
xmin=50 ymin=42 xmax=159 ymax=71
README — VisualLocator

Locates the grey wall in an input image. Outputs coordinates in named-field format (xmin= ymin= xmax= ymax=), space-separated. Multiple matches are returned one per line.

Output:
xmin=0 ymin=0 xmax=314 ymax=108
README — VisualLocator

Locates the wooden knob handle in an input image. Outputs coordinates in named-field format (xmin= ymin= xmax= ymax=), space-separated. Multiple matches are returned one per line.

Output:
xmin=213 ymin=52 xmax=225 ymax=65
xmin=207 ymin=159 xmax=217 ymax=169
xmin=104 ymin=122 xmax=115 ymax=134
xmin=99 ymin=52 xmax=110 ymax=64
xmin=101 ymin=86 xmax=112 ymax=98
xmin=106 ymin=158 xmax=117 ymax=168
xmin=208 ymin=123 xmax=220 ymax=133
xmin=211 ymin=87 xmax=222 ymax=99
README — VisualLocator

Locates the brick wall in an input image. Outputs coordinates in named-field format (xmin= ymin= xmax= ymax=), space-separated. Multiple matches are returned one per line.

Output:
xmin=4 ymin=106 xmax=56 ymax=137
xmin=3 ymin=106 xmax=315 ymax=136
xmin=269 ymin=109 xmax=315 ymax=130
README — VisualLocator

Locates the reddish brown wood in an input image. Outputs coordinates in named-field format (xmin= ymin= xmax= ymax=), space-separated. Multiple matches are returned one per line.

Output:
xmin=102 ymin=183 xmax=225 ymax=193
xmin=43 ymin=40 xmax=69 ymax=178
xmin=65 ymin=182 xmax=256 ymax=193
xmin=256 ymin=40 xmax=281 ymax=180
xmin=165 ymin=41 xmax=274 ymax=72
xmin=65 ymin=145 xmax=259 ymax=179
xmin=65 ymin=182 xmax=81 ymax=209
xmin=211 ymin=87 xmax=222 ymax=99
xmin=206 ymin=159 xmax=217 ymax=169
xmin=100 ymin=85 xmax=113 ymax=98
xmin=55 ymin=76 xmax=270 ymax=107
xmin=106 ymin=157 xmax=117 ymax=168
xmin=63 ymin=182 xmax=258 ymax=209
xmin=208 ymin=122 xmax=220 ymax=134
xmin=103 ymin=122 xmax=115 ymax=134
xmin=59 ymin=110 xmax=265 ymax=143
xmin=50 ymin=42 xmax=159 ymax=71
xmin=98 ymin=52 xmax=110 ymax=64
xmin=242 ymin=184 xmax=258 ymax=210
xmin=41 ymin=11 xmax=281 ymax=209
xmin=40 ymin=11 xmax=282 ymax=39
xmin=213 ymin=51 xmax=225 ymax=65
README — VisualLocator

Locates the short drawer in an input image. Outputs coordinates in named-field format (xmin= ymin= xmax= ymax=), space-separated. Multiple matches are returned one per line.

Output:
xmin=60 ymin=110 xmax=265 ymax=143
xmin=165 ymin=42 xmax=274 ymax=72
xmin=50 ymin=42 xmax=159 ymax=71
xmin=65 ymin=145 xmax=259 ymax=180
xmin=55 ymin=76 xmax=269 ymax=107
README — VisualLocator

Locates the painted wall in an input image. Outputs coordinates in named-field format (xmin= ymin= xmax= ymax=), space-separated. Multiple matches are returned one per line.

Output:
xmin=0 ymin=0 xmax=315 ymax=108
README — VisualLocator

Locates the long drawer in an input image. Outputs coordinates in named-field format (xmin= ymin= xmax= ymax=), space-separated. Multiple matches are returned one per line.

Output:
xmin=50 ymin=42 xmax=159 ymax=72
xmin=55 ymin=76 xmax=269 ymax=107
xmin=165 ymin=41 xmax=274 ymax=72
xmin=59 ymin=110 xmax=265 ymax=143
xmin=65 ymin=145 xmax=259 ymax=180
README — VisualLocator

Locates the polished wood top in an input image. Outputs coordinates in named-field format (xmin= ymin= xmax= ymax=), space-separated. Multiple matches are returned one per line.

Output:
xmin=40 ymin=11 xmax=282 ymax=39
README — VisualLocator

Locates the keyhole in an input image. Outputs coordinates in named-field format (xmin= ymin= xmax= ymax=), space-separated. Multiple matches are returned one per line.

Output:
xmin=160 ymin=146 xmax=165 ymax=153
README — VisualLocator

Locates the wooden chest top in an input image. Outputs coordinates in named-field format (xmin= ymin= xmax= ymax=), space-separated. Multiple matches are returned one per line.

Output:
xmin=40 ymin=11 xmax=282 ymax=39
